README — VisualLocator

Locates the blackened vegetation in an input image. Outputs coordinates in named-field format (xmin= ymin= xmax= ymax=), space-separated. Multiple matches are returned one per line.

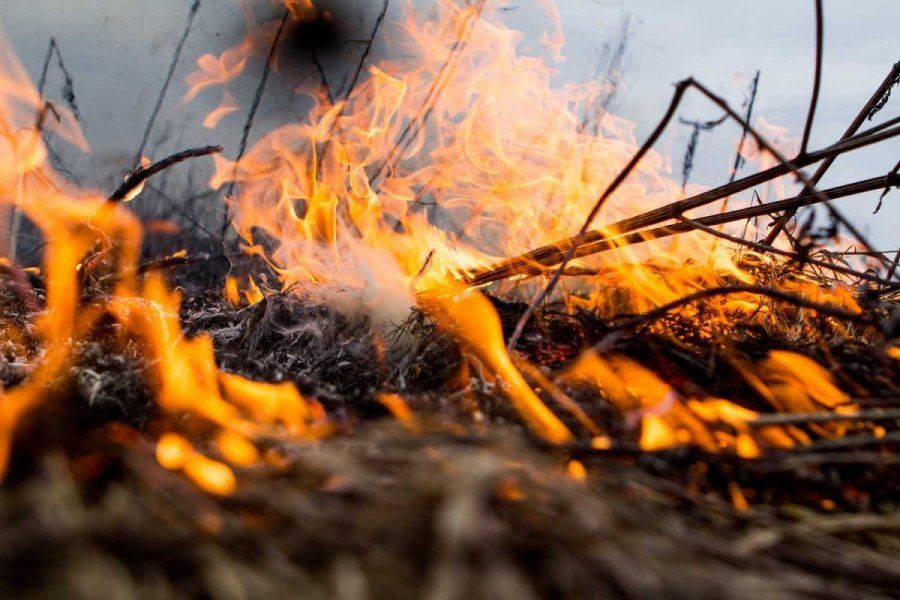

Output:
xmin=1 ymin=3 xmax=899 ymax=599
xmin=1 ymin=258 xmax=899 ymax=597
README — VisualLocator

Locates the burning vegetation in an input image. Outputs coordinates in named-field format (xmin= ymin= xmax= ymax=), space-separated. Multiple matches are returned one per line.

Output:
xmin=0 ymin=0 xmax=899 ymax=597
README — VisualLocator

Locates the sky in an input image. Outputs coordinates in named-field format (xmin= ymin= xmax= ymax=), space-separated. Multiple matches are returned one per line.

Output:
xmin=0 ymin=0 xmax=897 ymax=248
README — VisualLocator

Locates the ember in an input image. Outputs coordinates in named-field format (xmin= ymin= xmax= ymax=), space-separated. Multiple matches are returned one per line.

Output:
xmin=0 ymin=0 xmax=898 ymax=597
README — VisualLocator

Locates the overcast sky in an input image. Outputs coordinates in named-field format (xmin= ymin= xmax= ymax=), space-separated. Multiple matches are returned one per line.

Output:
xmin=1 ymin=0 xmax=897 ymax=248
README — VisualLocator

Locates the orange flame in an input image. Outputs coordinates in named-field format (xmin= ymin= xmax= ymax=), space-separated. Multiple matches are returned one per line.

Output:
xmin=0 ymin=29 xmax=326 ymax=491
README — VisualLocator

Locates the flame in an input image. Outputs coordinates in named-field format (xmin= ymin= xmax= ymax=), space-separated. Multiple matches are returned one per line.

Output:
xmin=421 ymin=283 xmax=572 ymax=444
xmin=203 ymin=91 xmax=240 ymax=129
xmin=181 ymin=0 xmax=872 ymax=451
xmin=200 ymin=0 xmax=860 ymax=328
xmin=185 ymin=38 xmax=252 ymax=102
xmin=0 ymin=28 xmax=326 ymax=490
xmin=561 ymin=349 xmax=827 ymax=455
xmin=0 ymin=0 xmax=881 ymax=492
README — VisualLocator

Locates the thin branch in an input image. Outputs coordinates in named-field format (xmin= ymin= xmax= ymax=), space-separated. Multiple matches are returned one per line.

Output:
xmin=679 ymin=114 xmax=727 ymax=190
xmin=310 ymin=47 xmax=334 ymax=104
xmin=370 ymin=0 xmax=486 ymax=187
xmin=507 ymin=75 xmax=862 ymax=350
xmin=887 ymin=247 xmax=900 ymax=283
xmin=341 ymin=0 xmax=390 ymax=102
xmin=222 ymin=9 xmax=290 ymax=236
xmin=133 ymin=0 xmax=201 ymax=168
xmin=799 ymin=0 xmax=824 ymax=154
xmin=471 ymin=173 xmax=899 ymax=289
xmin=109 ymin=145 xmax=223 ymax=202
xmin=728 ymin=70 xmax=761 ymax=187
xmin=764 ymin=60 xmax=900 ymax=244
xmin=36 ymin=38 xmax=83 ymax=124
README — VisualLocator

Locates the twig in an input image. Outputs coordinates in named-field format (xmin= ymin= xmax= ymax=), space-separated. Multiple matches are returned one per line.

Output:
xmin=133 ymin=0 xmax=201 ymax=168
xmin=506 ymin=79 xmax=691 ymax=351
xmin=109 ymin=146 xmax=223 ymax=202
xmin=341 ymin=0 xmax=390 ymax=102
xmin=887 ymin=247 xmax=900 ymax=283
xmin=36 ymin=38 xmax=83 ymax=124
xmin=764 ymin=60 xmax=900 ymax=244
xmin=222 ymin=9 xmax=291 ymax=238
xmin=803 ymin=430 xmax=900 ymax=451
xmin=10 ymin=39 xmax=83 ymax=260
xmin=310 ymin=47 xmax=334 ymax=104
xmin=140 ymin=252 xmax=213 ymax=274
xmin=727 ymin=70 xmax=761 ymax=188
xmin=799 ymin=0 xmax=824 ymax=154
xmin=873 ymin=158 xmax=900 ymax=214
xmin=715 ymin=68 xmax=759 ymax=245
xmin=679 ymin=114 xmax=727 ymax=190
xmin=601 ymin=284 xmax=877 ymax=336
xmin=313 ymin=0 xmax=390 ymax=167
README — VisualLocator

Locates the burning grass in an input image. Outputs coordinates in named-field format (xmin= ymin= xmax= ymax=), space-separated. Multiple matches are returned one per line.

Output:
xmin=1 ymin=0 xmax=900 ymax=596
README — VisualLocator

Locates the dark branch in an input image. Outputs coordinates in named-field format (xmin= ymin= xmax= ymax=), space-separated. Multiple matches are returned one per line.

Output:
xmin=799 ymin=0 xmax=824 ymax=154
xmin=109 ymin=145 xmax=223 ymax=202
xmin=764 ymin=60 xmax=900 ymax=244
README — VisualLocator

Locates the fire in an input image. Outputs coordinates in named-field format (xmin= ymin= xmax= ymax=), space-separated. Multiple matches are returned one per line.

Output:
xmin=421 ymin=282 xmax=572 ymax=444
xmin=179 ymin=0 xmax=872 ymax=453
xmin=197 ymin=0 xmax=861 ymax=321
xmin=0 ymin=0 xmax=885 ymax=495
xmin=0 ymin=30 xmax=325 ymax=491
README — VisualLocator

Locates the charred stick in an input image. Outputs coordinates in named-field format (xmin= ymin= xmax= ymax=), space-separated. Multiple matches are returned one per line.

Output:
xmin=109 ymin=145 xmax=223 ymax=202
xmin=139 ymin=252 xmax=213 ymax=274
xmin=473 ymin=174 xmax=896 ymax=286
xmin=469 ymin=124 xmax=900 ymax=287
xmin=473 ymin=174 xmax=896 ymax=288
xmin=764 ymin=60 xmax=900 ymax=244
xmin=601 ymin=284 xmax=877 ymax=336
xmin=803 ymin=429 xmax=900 ymax=451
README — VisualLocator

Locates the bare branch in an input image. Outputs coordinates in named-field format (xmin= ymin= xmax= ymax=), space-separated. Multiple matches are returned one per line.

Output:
xmin=109 ymin=146 xmax=223 ymax=202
